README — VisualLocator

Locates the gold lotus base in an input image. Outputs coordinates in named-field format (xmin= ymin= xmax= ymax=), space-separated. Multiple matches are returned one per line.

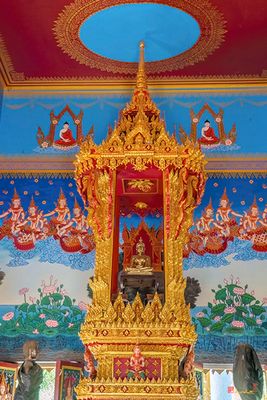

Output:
xmin=76 ymin=377 xmax=199 ymax=400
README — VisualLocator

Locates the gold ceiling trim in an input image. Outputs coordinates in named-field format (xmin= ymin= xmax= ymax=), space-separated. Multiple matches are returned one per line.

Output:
xmin=54 ymin=0 xmax=226 ymax=74
xmin=1 ymin=156 xmax=266 ymax=175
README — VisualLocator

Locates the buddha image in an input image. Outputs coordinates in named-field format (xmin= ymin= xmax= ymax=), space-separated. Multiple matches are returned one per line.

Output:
xmin=54 ymin=121 xmax=77 ymax=150
xmin=198 ymin=119 xmax=220 ymax=146
xmin=126 ymin=237 xmax=153 ymax=274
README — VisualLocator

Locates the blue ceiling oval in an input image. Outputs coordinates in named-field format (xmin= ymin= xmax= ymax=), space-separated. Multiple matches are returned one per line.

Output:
xmin=79 ymin=4 xmax=200 ymax=62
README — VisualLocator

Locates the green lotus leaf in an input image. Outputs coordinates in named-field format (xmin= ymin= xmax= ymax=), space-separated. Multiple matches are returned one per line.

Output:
xmin=18 ymin=303 xmax=29 ymax=312
xmin=210 ymin=321 xmax=224 ymax=332
xmin=224 ymin=326 xmax=245 ymax=335
xmin=244 ymin=317 xmax=257 ymax=326
xmin=250 ymin=305 xmax=265 ymax=316
xmin=221 ymin=313 xmax=234 ymax=324
xmin=210 ymin=303 xmax=225 ymax=317
xmin=28 ymin=304 xmax=37 ymax=313
xmin=241 ymin=293 xmax=256 ymax=305
xmin=236 ymin=306 xmax=249 ymax=315
xmin=63 ymin=296 xmax=73 ymax=307
xmin=215 ymin=288 xmax=227 ymax=301
xmin=226 ymin=284 xmax=240 ymax=294
xmin=42 ymin=328 xmax=59 ymax=336
xmin=254 ymin=327 xmax=266 ymax=335
xmin=50 ymin=293 xmax=63 ymax=302
xmin=41 ymin=296 xmax=51 ymax=306
xmin=197 ymin=317 xmax=211 ymax=327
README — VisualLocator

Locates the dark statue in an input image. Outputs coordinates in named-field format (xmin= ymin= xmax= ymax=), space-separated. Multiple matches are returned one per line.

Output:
xmin=0 ymin=270 xmax=5 ymax=285
xmin=14 ymin=340 xmax=43 ymax=400
xmin=233 ymin=343 xmax=263 ymax=400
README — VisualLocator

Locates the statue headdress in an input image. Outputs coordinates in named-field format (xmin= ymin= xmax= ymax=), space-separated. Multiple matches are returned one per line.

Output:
xmin=250 ymin=196 xmax=258 ymax=209
xmin=12 ymin=188 xmax=20 ymax=201
xmin=205 ymin=198 xmax=213 ymax=212
xmin=74 ymin=197 xmax=81 ymax=210
xmin=221 ymin=187 xmax=229 ymax=203
xmin=29 ymin=196 xmax=37 ymax=209
xmin=58 ymin=188 xmax=66 ymax=202
xmin=136 ymin=237 xmax=145 ymax=250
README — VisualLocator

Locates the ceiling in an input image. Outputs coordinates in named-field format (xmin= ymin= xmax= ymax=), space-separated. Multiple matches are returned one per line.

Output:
xmin=1 ymin=0 xmax=267 ymax=88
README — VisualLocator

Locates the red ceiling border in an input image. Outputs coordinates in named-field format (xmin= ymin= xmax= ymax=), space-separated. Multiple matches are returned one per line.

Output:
xmin=54 ymin=0 xmax=226 ymax=75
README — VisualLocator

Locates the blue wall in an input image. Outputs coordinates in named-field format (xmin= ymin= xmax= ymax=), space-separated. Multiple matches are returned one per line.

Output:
xmin=1 ymin=91 xmax=267 ymax=155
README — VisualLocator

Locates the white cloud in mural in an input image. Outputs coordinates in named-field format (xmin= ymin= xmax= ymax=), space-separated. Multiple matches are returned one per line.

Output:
xmin=184 ymin=255 xmax=267 ymax=306
xmin=0 ymin=256 xmax=93 ymax=305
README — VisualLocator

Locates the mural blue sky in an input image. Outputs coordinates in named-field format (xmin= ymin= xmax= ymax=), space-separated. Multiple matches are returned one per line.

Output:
xmin=0 ymin=93 xmax=267 ymax=155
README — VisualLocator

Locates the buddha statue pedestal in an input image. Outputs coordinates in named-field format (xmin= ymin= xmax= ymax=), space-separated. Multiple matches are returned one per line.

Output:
xmin=119 ymin=271 xmax=164 ymax=303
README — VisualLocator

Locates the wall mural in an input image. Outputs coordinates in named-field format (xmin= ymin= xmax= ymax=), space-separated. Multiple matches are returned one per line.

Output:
xmin=0 ymin=175 xmax=266 ymax=363
xmin=2 ymin=93 xmax=267 ymax=155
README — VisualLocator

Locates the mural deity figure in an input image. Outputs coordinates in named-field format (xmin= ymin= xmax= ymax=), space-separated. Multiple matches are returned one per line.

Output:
xmin=14 ymin=340 xmax=43 ymax=400
xmin=0 ymin=189 xmax=25 ymax=234
xmin=216 ymin=188 xmax=242 ymax=224
xmin=242 ymin=199 xmax=260 ymax=232
xmin=44 ymin=189 xmax=70 ymax=235
xmin=54 ymin=121 xmax=77 ymax=149
xmin=58 ymin=198 xmax=87 ymax=237
xmin=16 ymin=197 xmax=47 ymax=243
xmin=196 ymin=199 xmax=220 ymax=233
xmin=198 ymin=120 xmax=220 ymax=146
xmin=127 ymin=344 xmax=146 ymax=380
xmin=233 ymin=343 xmax=263 ymax=400
xmin=126 ymin=237 xmax=153 ymax=274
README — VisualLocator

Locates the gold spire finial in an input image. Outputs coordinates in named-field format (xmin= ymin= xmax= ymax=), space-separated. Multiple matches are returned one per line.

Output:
xmin=136 ymin=41 xmax=147 ymax=91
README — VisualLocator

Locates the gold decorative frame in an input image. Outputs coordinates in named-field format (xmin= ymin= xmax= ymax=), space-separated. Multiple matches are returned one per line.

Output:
xmin=54 ymin=0 xmax=226 ymax=74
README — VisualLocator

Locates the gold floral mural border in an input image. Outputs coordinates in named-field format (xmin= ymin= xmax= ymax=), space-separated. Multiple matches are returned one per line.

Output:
xmin=54 ymin=0 xmax=226 ymax=75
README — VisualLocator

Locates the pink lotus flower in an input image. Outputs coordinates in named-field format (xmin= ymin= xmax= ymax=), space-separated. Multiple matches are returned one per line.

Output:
xmin=263 ymin=297 xmax=267 ymax=304
xmin=60 ymin=289 xmax=68 ymax=296
xmin=214 ymin=316 xmax=221 ymax=321
xmin=68 ymin=323 xmax=74 ymax=328
xmin=196 ymin=312 xmax=205 ymax=318
xmin=78 ymin=301 xmax=88 ymax=311
xmin=33 ymin=329 xmax=39 ymax=334
xmin=224 ymin=307 xmax=236 ymax=314
xmin=223 ymin=279 xmax=228 ymax=284
xmin=19 ymin=288 xmax=29 ymax=296
xmin=256 ymin=319 xmax=262 ymax=325
xmin=3 ymin=312 xmax=14 ymax=321
xmin=231 ymin=321 xmax=244 ymax=328
xmin=39 ymin=314 xmax=46 ymax=319
xmin=45 ymin=319 xmax=58 ymax=328
xmin=233 ymin=287 xmax=245 ymax=295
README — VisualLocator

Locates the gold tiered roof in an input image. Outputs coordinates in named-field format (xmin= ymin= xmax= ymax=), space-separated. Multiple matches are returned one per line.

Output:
xmin=75 ymin=42 xmax=206 ymax=177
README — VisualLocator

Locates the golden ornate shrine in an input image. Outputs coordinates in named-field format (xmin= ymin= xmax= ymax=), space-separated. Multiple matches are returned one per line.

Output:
xmin=75 ymin=42 xmax=206 ymax=399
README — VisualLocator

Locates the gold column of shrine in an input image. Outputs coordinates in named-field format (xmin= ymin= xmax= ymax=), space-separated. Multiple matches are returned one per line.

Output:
xmin=75 ymin=42 xmax=206 ymax=400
